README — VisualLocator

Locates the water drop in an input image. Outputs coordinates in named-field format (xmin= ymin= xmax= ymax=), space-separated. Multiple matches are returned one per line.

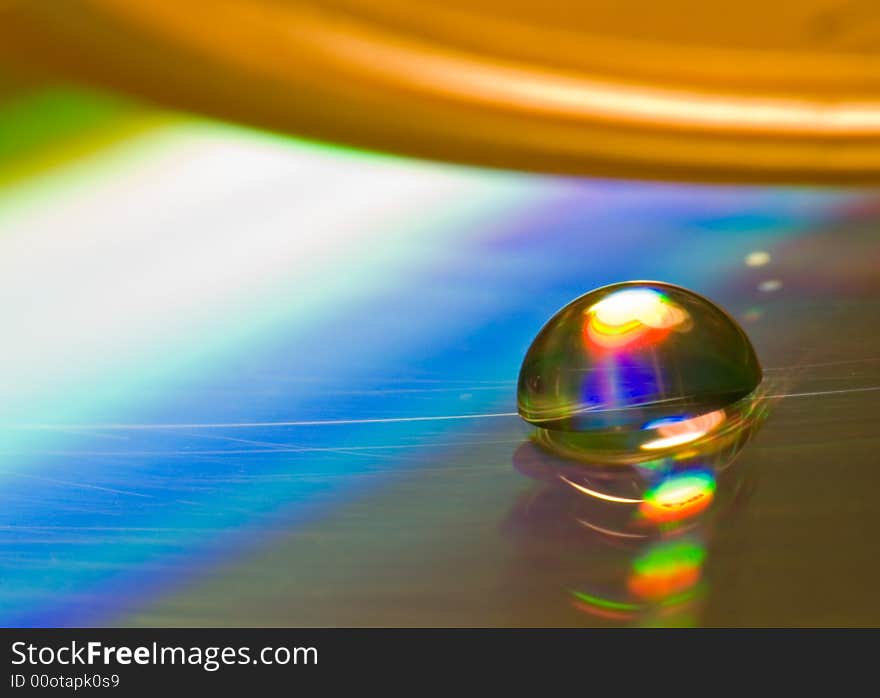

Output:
xmin=517 ymin=281 xmax=762 ymax=447
xmin=512 ymin=284 xmax=765 ymax=625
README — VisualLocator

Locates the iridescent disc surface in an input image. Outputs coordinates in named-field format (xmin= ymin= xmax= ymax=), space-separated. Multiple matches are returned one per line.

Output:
xmin=517 ymin=281 xmax=762 ymax=432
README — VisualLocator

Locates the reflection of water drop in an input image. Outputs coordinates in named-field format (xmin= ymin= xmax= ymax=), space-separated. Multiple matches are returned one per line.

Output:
xmin=508 ymin=436 xmax=759 ymax=627
xmin=517 ymin=281 xmax=762 ymax=437
xmin=640 ymin=470 xmax=716 ymax=523
xmin=626 ymin=537 xmax=706 ymax=602
xmin=513 ymin=392 xmax=764 ymax=534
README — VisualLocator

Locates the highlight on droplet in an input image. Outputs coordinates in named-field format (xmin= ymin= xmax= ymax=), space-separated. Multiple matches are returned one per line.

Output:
xmin=583 ymin=288 xmax=691 ymax=350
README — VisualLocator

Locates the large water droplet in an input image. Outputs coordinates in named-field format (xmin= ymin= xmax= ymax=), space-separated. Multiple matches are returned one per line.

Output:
xmin=517 ymin=281 xmax=762 ymax=440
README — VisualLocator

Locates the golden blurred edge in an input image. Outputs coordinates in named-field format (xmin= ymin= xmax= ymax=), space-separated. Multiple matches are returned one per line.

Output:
xmin=2 ymin=0 xmax=880 ymax=184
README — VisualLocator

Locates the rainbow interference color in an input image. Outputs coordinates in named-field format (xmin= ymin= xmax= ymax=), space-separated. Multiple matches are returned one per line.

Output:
xmin=639 ymin=470 xmax=717 ymax=523
xmin=570 ymin=536 xmax=709 ymax=623
xmin=626 ymin=538 xmax=707 ymax=602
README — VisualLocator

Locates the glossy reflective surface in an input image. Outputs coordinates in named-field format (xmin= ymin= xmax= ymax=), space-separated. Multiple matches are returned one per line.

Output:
xmin=1 ymin=80 xmax=880 ymax=627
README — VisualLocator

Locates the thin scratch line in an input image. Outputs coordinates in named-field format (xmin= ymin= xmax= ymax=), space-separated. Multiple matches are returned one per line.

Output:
xmin=3 ymin=473 xmax=153 ymax=499
xmin=4 ymin=412 xmax=521 ymax=431
xmin=30 ymin=437 xmax=524 ymax=457
xmin=164 ymin=430 xmax=379 ymax=459
xmin=3 ymin=385 xmax=878 ymax=432
xmin=764 ymin=356 xmax=880 ymax=371
xmin=764 ymin=385 xmax=880 ymax=399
